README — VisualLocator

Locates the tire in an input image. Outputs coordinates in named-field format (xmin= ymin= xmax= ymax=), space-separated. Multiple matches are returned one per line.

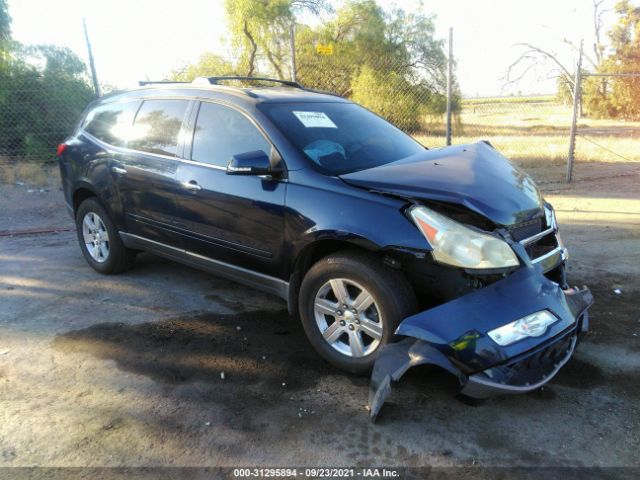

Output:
xmin=298 ymin=250 xmax=417 ymax=374
xmin=75 ymin=197 xmax=136 ymax=274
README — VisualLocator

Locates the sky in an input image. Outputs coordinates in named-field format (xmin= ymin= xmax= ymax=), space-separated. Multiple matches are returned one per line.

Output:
xmin=7 ymin=0 xmax=618 ymax=96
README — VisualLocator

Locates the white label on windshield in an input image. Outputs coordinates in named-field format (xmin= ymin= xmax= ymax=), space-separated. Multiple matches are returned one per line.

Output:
xmin=293 ymin=111 xmax=337 ymax=128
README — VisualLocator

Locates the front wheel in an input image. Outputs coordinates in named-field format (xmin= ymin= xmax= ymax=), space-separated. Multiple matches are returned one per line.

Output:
xmin=298 ymin=251 xmax=417 ymax=374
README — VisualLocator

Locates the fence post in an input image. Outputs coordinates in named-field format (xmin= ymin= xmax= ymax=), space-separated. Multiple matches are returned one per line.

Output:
xmin=446 ymin=27 xmax=453 ymax=146
xmin=289 ymin=23 xmax=297 ymax=83
xmin=566 ymin=40 xmax=583 ymax=183
xmin=83 ymin=18 xmax=101 ymax=98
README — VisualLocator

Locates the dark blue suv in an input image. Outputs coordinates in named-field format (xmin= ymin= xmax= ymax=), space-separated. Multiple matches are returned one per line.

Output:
xmin=57 ymin=77 xmax=592 ymax=418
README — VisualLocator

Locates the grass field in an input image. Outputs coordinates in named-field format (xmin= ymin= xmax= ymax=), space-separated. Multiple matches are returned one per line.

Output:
xmin=415 ymin=96 xmax=640 ymax=184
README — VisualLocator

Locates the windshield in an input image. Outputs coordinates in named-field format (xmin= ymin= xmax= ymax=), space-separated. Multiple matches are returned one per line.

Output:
xmin=259 ymin=102 xmax=425 ymax=175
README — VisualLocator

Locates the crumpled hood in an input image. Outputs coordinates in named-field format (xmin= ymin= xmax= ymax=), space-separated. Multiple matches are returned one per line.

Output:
xmin=339 ymin=141 xmax=544 ymax=226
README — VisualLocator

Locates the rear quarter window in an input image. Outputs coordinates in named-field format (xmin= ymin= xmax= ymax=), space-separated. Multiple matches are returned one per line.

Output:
xmin=82 ymin=101 xmax=141 ymax=147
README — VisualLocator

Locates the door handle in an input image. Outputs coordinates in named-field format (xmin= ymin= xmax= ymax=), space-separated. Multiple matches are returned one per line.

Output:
xmin=181 ymin=180 xmax=202 ymax=191
xmin=111 ymin=166 xmax=127 ymax=175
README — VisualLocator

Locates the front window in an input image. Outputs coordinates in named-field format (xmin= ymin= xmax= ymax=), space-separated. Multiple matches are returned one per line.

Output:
xmin=191 ymin=102 xmax=271 ymax=167
xmin=259 ymin=102 xmax=425 ymax=175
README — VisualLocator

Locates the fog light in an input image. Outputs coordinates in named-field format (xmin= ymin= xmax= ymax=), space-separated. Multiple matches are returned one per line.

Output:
xmin=488 ymin=311 xmax=559 ymax=346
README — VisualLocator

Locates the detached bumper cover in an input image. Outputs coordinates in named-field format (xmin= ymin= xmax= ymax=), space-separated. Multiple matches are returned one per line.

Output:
xmin=368 ymin=267 xmax=593 ymax=421
xmin=460 ymin=327 xmax=578 ymax=399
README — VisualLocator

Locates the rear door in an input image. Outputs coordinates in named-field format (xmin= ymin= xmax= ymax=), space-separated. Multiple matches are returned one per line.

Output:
xmin=173 ymin=101 xmax=286 ymax=277
xmin=115 ymin=98 xmax=191 ymax=246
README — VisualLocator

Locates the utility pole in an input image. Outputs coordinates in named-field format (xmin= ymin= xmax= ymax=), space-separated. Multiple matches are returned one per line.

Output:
xmin=83 ymin=18 xmax=101 ymax=97
xmin=446 ymin=27 xmax=453 ymax=146
xmin=566 ymin=40 xmax=583 ymax=183
xmin=289 ymin=23 xmax=297 ymax=83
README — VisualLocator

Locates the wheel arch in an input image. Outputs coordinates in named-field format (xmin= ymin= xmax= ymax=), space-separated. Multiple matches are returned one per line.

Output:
xmin=71 ymin=179 xmax=124 ymax=229
xmin=72 ymin=184 xmax=98 ymax=214
xmin=286 ymin=235 xmax=382 ymax=317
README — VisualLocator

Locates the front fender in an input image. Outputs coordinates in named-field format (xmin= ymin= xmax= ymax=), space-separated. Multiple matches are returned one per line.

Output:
xmin=284 ymin=173 xmax=429 ymax=276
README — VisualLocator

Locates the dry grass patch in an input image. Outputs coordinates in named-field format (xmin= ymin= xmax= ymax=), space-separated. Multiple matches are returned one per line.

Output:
xmin=0 ymin=161 xmax=58 ymax=187
xmin=412 ymin=96 xmax=640 ymax=183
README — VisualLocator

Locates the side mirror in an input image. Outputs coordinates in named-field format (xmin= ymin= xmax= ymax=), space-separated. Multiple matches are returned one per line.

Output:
xmin=227 ymin=150 xmax=276 ymax=176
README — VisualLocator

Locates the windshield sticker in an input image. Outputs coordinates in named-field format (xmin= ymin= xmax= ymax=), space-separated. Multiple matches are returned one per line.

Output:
xmin=293 ymin=111 xmax=337 ymax=128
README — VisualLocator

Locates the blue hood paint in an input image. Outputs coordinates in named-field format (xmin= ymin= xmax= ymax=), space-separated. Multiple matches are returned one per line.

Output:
xmin=340 ymin=142 xmax=544 ymax=226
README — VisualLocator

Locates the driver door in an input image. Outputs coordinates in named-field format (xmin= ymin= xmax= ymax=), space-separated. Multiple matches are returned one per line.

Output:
xmin=173 ymin=101 xmax=286 ymax=278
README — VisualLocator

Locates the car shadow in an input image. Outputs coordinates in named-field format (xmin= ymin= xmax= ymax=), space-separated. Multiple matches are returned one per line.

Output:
xmin=53 ymin=309 xmax=335 ymax=392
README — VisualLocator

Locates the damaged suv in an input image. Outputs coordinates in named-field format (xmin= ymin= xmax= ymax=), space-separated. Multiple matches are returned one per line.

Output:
xmin=58 ymin=77 xmax=592 ymax=418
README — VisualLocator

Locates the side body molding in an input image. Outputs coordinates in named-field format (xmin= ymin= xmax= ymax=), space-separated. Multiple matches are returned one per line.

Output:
xmin=120 ymin=232 xmax=289 ymax=301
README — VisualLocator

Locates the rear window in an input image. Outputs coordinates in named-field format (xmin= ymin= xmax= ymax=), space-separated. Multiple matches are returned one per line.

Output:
xmin=259 ymin=102 xmax=424 ymax=175
xmin=128 ymin=99 xmax=189 ymax=157
xmin=82 ymin=101 xmax=140 ymax=147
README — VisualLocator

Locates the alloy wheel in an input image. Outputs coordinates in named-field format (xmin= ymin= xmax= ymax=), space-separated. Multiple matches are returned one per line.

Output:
xmin=81 ymin=212 xmax=110 ymax=263
xmin=313 ymin=278 xmax=383 ymax=358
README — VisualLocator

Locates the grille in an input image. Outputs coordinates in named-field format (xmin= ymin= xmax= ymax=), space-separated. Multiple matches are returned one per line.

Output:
xmin=488 ymin=332 xmax=576 ymax=387
xmin=509 ymin=333 xmax=574 ymax=371
xmin=510 ymin=215 xmax=561 ymax=266
xmin=508 ymin=218 xmax=542 ymax=242
xmin=525 ymin=232 xmax=559 ymax=259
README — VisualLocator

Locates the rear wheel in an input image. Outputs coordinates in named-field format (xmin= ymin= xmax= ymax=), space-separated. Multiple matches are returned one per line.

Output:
xmin=75 ymin=198 xmax=136 ymax=274
xmin=298 ymin=251 xmax=417 ymax=374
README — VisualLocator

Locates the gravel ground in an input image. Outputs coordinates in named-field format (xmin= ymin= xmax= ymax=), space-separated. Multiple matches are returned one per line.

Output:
xmin=0 ymin=172 xmax=72 ymax=233
xmin=0 ymin=172 xmax=639 ymax=471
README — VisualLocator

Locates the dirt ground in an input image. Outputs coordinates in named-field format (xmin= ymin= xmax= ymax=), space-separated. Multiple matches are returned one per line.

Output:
xmin=0 ymin=166 xmax=639 ymax=471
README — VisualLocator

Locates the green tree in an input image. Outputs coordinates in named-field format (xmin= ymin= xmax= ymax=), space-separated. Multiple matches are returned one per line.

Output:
xmin=294 ymin=1 xmax=454 ymax=129
xmin=0 ymin=1 xmax=94 ymax=162
xmin=226 ymin=0 xmax=291 ymax=77
xmin=169 ymin=52 xmax=235 ymax=81
xmin=0 ymin=45 xmax=94 ymax=161
xmin=584 ymin=0 xmax=640 ymax=119
xmin=351 ymin=66 xmax=432 ymax=131
xmin=0 ymin=0 xmax=12 ymax=70
xmin=187 ymin=0 xmax=456 ymax=129
xmin=224 ymin=0 xmax=328 ymax=78
xmin=0 ymin=0 xmax=10 ymax=42
xmin=295 ymin=1 xmax=389 ymax=95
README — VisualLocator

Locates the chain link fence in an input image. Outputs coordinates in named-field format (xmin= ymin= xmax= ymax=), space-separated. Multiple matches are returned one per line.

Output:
xmin=570 ymin=72 xmax=640 ymax=182
xmin=1 ymin=29 xmax=639 ymax=188
xmin=415 ymin=96 xmax=574 ymax=183
xmin=0 ymin=67 xmax=94 ymax=186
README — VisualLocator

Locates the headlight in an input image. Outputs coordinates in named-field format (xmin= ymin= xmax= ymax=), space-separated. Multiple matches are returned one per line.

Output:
xmin=488 ymin=310 xmax=559 ymax=346
xmin=408 ymin=205 xmax=519 ymax=269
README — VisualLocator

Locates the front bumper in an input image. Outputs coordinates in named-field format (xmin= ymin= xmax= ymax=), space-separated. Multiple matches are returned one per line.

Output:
xmin=460 ymin=318 xmax=582 ymax=398
xmin=368 ymin=267 xmax=593 ymax=421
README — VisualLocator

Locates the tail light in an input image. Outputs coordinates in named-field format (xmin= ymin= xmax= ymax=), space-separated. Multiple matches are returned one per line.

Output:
xmin=56 ymin=143 xmax=67 ymax=157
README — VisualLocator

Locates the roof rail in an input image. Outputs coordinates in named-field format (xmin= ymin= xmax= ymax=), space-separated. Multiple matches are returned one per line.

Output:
xmin=138 ymin=80 xmax=187 ymax=86
xmin=136 ymin=77 xmax=344 ymax=98
xmin=192 ymin=76 xmax=303 ymax=88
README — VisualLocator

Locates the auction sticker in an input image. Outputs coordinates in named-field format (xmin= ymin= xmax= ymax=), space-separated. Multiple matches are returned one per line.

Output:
xmin=293 ymin=111 xmax=337 ymax=128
